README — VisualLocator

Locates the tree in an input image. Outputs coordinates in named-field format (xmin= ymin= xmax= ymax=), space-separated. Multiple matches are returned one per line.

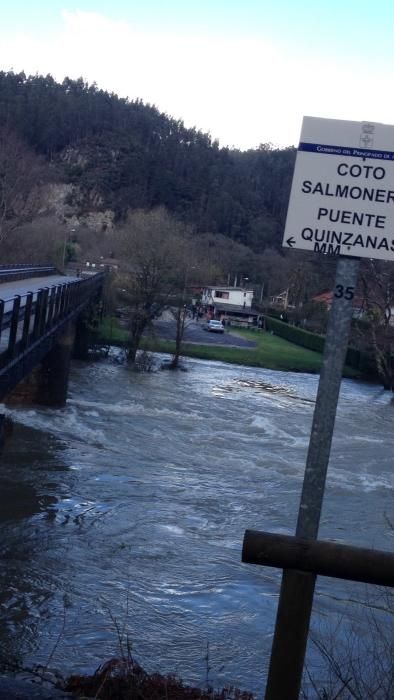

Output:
xmin=0 ymin=127 xmax=48 ymax=243
xmin=0 ymin=216 xmax=68 ymax=265
xmin=305 ymin=586 xmax=393 ymax=699
xmin=114 ymin=208 xmax=190 ymax=364
xmin=167 ymin=253 xmax=203 ymax=369
xmin=351 ymin=260 xmax=394 ymax=390
xmin=0 ymin=71 xmax=299 ymax=255
xmin=168 ymin=301 xmax=190 ymax=370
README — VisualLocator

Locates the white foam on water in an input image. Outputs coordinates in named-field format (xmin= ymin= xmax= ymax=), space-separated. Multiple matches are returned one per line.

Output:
xmin=159 ymin=524 xmax=184 ymax=536
xmin=250 ymin=414 xmax=309 ymax=444
xmin=328 ymin=466 xmax=394 ymax=492
xmin=351 ymin=435 xmax=386 ymax=444
xmin=5 ymin=405 xmax=106 ymax=446
xmin=68 ymin=398 xmax=204 ymax=421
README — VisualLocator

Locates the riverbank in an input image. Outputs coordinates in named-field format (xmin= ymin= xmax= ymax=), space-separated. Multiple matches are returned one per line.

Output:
xmin=94 ymin=318 xmax=361 ymax=378
xmin=0 ymin=677 xmax=73 ymax=699
xmin=63 ymin=658 xmax=256 ymax=699
xmin=0 ymin=664 xmax=255 ymax=699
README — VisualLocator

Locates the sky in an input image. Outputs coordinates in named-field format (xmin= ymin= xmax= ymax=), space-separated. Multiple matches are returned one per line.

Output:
xmin=1 ymin=1 xmax=394 ymax=150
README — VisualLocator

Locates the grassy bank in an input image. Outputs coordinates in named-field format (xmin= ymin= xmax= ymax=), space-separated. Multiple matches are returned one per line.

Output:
xmin=94 ymin=319 xmax=360 ymax=378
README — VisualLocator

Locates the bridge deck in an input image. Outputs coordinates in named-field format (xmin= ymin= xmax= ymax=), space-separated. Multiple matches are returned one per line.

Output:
xmin=0 ymin=274 xmax=80 ymax=309
xmin=0 ymin=271 xmax=104 ymax=400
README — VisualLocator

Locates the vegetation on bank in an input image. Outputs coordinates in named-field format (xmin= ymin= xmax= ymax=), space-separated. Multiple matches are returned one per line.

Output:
xmin=65 ymin=656 xmax=255 ymax=699
xmin=263 ymin=315 xmax=373 ymax=376
xmin=93 ymin=318 xmax=361 ymax=377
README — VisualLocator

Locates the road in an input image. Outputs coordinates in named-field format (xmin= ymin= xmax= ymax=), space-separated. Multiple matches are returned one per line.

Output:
xmin=152 ymin=319 xmax=256 ymax=348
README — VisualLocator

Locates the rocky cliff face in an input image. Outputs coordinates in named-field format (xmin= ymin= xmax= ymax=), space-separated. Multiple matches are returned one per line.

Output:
xmin=42 ymin=182 xmax=115 ymax=232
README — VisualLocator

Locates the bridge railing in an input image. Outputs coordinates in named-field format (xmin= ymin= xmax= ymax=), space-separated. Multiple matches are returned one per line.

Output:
xmin=0 ymin=272 xmax=105 ymax=369
xmin=0 ymin=264 xmax=58 ymax=283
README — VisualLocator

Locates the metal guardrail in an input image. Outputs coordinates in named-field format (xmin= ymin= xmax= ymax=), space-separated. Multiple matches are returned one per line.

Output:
xmin=0 ymin=265 xmax=57 ymax=283
xmin=0 ymin=264 xmax=56 ymax=272
xmin=0 ymin=272 xmax=105 ymax=399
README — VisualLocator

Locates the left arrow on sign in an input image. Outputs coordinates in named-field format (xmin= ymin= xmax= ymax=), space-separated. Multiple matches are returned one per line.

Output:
xmin=286 ymin=237 xmax=295 ymax=248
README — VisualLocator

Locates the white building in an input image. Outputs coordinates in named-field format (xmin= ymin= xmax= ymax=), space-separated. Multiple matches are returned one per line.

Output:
xmin=201 ymin=286 xmax=254 ymax=309
xmin=199 ymin=286 xmax=258 ymax=326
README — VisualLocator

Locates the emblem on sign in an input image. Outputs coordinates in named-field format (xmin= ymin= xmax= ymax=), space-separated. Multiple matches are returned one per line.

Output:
xmin=359 ymin=122 xmax=375 ymax=148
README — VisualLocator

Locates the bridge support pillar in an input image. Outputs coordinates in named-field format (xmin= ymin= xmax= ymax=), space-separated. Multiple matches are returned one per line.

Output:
xmin=73 ymin=316 xmax=92 ymax=360
xmin=5 ymin=322 xmax=76 ymax=408
xmin=0 ymin=414 xmax=14 ymax=449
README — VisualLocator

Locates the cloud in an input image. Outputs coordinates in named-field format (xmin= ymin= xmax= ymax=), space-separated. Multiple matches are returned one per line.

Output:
xmin=0 ymin=10 xmax=393 ymax=150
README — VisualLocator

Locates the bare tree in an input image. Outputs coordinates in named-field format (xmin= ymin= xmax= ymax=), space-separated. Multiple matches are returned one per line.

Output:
xmin=303 ymin=587 xmax=394 ymax=699
xmin=114 ymin=207 xmax=191 ymax=364
xmin=352 ymin=260 xmax=394 ymax=390
xmin=167 ymin=253 xmax=203 ymax=369
xmin=196 ymin=232 xmax=265 ymax=287
xmin=0 ymin=128 xmax=48 ymax=244
xmin=0 ymin=216 xmax=71 ymax=266
xmin=169 ymin=302 xmax=190 ymax=369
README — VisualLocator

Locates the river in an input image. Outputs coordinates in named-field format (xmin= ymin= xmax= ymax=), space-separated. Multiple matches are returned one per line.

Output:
xmin=0 ymin=352 xmax=393 ymax=695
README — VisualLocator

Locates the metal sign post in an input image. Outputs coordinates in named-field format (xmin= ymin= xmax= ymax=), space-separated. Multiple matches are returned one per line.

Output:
xmin=263 ymin=255 xmax=359 ymax=700
xmin=242 ymin=116 xmax=394 ymax=699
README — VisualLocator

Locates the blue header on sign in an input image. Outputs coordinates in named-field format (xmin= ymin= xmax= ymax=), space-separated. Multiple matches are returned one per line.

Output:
xmin=299 ymin=142 xmax=394 ymax=160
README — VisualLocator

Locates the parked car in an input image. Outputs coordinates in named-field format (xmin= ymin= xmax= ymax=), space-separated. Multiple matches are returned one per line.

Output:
xmin=204 ymin=319 xmax=225 ymax=333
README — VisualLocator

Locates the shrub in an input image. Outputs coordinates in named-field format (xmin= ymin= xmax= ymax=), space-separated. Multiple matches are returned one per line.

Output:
xmin=264 ymin=316 xmax=369 ymax=373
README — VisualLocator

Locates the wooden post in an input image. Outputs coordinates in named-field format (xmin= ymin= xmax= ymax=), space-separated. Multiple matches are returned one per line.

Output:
xmin=242 ymin=530 xmax=394 ymax=587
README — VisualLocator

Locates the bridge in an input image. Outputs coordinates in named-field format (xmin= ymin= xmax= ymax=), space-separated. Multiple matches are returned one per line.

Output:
xmin=0 ymin=265 xmax=104 ymax=415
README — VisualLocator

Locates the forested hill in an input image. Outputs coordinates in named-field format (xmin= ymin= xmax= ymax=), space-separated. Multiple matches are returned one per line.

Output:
xmin=0 ymin=71 xmax=296 ymax=251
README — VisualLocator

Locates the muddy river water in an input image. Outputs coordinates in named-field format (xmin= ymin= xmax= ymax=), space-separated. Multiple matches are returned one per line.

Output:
xmin=0 ymin=353 xmax=393 ymax=694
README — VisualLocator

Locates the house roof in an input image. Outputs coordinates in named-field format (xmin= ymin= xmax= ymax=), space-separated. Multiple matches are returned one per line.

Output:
xmin=312 ymin=291 xmax=333 ymax=305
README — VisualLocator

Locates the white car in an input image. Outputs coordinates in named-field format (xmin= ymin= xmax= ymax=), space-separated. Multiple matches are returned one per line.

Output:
xmin=204 ymin=319 xmax=225 ymax=333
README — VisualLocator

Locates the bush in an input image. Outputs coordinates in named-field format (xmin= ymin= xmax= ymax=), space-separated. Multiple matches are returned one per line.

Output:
xmin=264 ymin=316 xmax=325 ymax=353
xmin=264 ymin=316 xmax=369 ymax=373
xmin=304 ymin=588 xmax=394 ymax=699
xmin=65 ymin=656 xmax=256 ymax=699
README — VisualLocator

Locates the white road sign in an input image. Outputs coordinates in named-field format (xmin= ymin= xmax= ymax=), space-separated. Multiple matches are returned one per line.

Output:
xmin=283 ymin=116 xmax=394 ymax=261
